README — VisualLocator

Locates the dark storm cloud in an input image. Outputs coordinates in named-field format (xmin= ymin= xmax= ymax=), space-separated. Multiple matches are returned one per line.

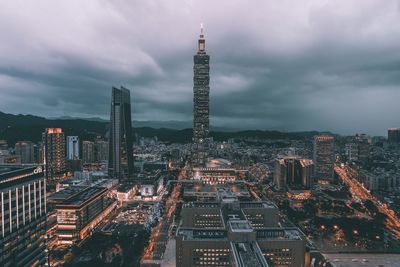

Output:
xmin=1 ymin=0 xmax=400 ymax=135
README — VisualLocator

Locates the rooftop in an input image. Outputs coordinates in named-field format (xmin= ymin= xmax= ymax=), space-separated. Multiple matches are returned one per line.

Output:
xmin=183 ymin=202 xmax=220 ymax=208
xmin=178 ymin=228 xmax=227 ymax=240
xmin=240 ymin=201 xmax=278 ymax=209
xmin=256 ymin=228 xmax=304 ymax=241
xmin=231 ymin=242 xmax=270 ymax=267
xmin=48 ymin=186 xmax=88 ymax=202
xmin=229 ymin=220 xmax=253 ymax=233
xmin=0 ymin=165 xmax=43 ymax=188
xmin=53 ymin=186 xmax=107 ymax=208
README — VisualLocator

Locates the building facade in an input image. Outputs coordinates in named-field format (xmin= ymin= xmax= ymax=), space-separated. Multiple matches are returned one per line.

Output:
xmin=274 ymin=156 xmax=314 ymax=190
xmin=388 ymin=128 xmax=400 ymax=144
xmin=192 ymin=167 xmax=239 ymax=185
xmin=15 ymin=141 xmax=35 ymax=164
xmin=52 ymin=186 xmax=117 ymax=244
xmin=193 ymin=26 xmax=210 ymax=167
xmin=313 ymin=135 xmax=335 ymax=183
xmin=42 ymin=128 xmax=66 ymax=183
xmin=0 ymin=165 xmax=47 ymax=266
xmin=95 ymin=140 xmax=109 ymax=162
xmin=108 ymin=87 xmax=134 ymax=183
xmin=82 ymin=141 xmax=95 ymax=164
xmin=67 ymin=136 xmax=79 ymax=160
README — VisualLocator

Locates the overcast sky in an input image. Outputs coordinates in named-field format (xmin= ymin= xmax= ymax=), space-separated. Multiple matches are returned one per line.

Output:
xmin=1 ymin=0 xmax=400 ymax=135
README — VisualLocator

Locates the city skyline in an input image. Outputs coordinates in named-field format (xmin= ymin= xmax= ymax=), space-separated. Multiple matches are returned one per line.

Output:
xmin=1 ymin=1 xmax=400 ymax=136
xmin=2 ymin=2 xmax=400 ymax=266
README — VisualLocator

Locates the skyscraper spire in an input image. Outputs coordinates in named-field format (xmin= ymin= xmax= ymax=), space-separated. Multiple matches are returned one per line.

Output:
xmin=198 ymin=23 xmax=206 ymax=52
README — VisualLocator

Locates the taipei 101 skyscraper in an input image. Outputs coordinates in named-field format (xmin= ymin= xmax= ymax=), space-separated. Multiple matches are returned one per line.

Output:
xmin=192 ymin=25 xmax=210 ymax=166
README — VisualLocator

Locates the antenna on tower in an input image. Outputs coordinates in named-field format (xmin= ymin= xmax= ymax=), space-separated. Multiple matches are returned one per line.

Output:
xmin=200 ymin=23 xmax=204 ymax=36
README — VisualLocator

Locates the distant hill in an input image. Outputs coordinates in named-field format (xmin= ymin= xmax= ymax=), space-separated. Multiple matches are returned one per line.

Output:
xmin=0 ymin=111 xmax=324 ymax=146
xmin=0 ymin=112 xmax=107 ymax=145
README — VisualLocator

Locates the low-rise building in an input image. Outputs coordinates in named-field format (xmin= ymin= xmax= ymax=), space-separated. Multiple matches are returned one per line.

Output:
xmin=176 ymin=188 xmax=307 ymax=267
xmin=52 ymin=186 xmax=116 ymax=244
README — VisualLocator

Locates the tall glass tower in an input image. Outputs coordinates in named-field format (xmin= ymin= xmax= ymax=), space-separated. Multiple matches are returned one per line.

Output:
xmin=193 ymin=25 xmax=210 ymax=167
xmin=108 ymin=86 xmax=134 ymax=183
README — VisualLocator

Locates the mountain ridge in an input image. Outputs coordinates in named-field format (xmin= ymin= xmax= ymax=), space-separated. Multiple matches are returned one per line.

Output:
xmin=0 ymin=111 xmax=326 ymax=146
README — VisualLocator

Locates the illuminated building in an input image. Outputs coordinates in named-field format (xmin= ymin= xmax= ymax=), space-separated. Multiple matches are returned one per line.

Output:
xmin=192 ymin=25 xmax=210 ymax=167
xmin=0 ymin=165 xmax=47 ymax=266
xmin=183 ymin=183 xmax=251 ymax=201
xmin=140 ymin=175 xmax=164 ymax=200
xmin=274 ymin=156 xmax=314 ymax=191
xmin=388 ymin=128 xmax=400 ymax=143
xmin=52 ymin=186 xmax=117 ymax=244
xmin=313 ymin=135 xmax=335 ymax=183
xmin=176 ymin=188 xmax=307 ymax=267
xmin=0 ymin=155 xmax=21 ymax=164
xmin=42 ymin=128 xmax=66 ymax=183
xmin=95 ymin=140 xmax=109 ymax=162
xmin=15 ymin=141 xmax=35 ymax=164
xmin=108 ymin=87 xmax=134 ymax=184
xmin=66 ymin=136 xmax=79 ymax=160
xmin=192 ymin=167 xmax=242 ymax=185
xmin=82 ymin=141 xmax=95 ymax=164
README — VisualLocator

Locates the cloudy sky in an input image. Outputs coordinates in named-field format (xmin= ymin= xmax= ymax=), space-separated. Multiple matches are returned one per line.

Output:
xmin=1 ymin=0 xmax=400 ymax=135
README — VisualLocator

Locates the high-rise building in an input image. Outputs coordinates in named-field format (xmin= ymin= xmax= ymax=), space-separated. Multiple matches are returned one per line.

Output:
xmin=313 ymin=135 xmax=335 ymax=182
xmin=67 ymin=136 xmax=79 ymax=160
xmin=82 ymin=141 xmax=95 ymax=164
xmin=15 ymin=141 xmax=35 ymax=164
xmin=345 ymin=134 xmax=370 ymax=163
xmin=108 ymin=87 xmax=134 ymax=183
xmin=0 ymin=165 xmax=47 ymax=266
xmin=388 ymin=128 xmax=400 ymax=143
xmin=192 ymin=25 xmax=210 ymax=167
xmin=42 ymin=128 xmax=66 ymax=183
xmin=274 ymin=156 xmax=314 ymax=190
xmin=95 ymin=140 xmax=109 ymax=162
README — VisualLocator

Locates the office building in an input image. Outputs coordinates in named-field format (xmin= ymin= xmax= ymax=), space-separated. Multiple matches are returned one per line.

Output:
xmin=313 ymin=135 xmax=335 ymax=182
xmin=193 ymin=26 xmax=210 ymax=167
xmin=67 ymin=136 xmax=79 ymax=160
xmin=274 ymin=156 xmax=314 ymax=190
xmin=95 ymin=140 xmax=109 ymax=162
xmin=50 ymin=186 xmax=117 ymax=244
xmin=388 ymin=128 xmax=400 ymax=143
xmin=82 ymin=141 xmax=95 ymax=164
xmin=176 ymin=188 xmax=307 ymax=267
xmin=15 ymin=141 xmax=35 ymax=164
xmin=42 ymin=128 xmax=66 ymax=182
xmin=108 ymin=87 xmax=134 ymax=183
xmin=0 ymin=165 xmax=47 ymax=266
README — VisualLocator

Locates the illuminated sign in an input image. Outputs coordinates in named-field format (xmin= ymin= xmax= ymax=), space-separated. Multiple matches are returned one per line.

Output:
xmin=34 ymin=166 xmax=43 ymax=174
